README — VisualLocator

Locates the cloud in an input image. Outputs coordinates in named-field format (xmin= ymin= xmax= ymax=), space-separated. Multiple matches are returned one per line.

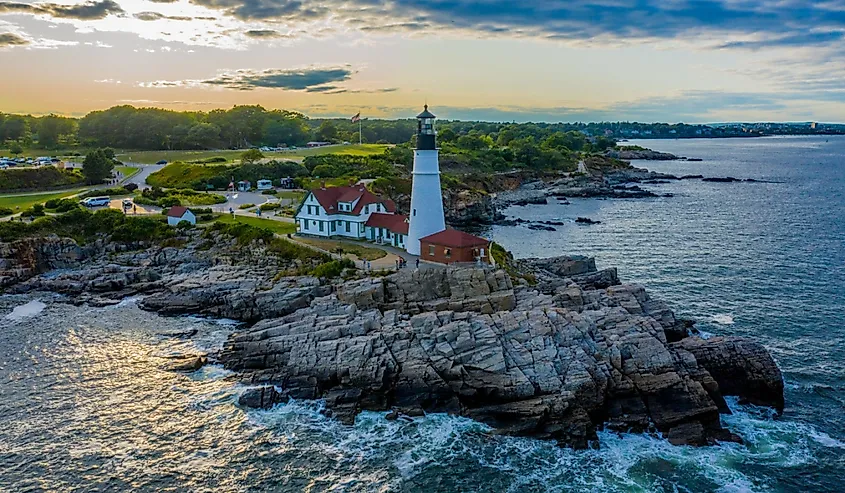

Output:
xmin=182 ymin=0 xmax=845 ymax=50
xmin=243 ymin=29 xmax=288 ymax=38
xmin=142 ymin=65 xmax=355 ymax=91
xmin=134 ymin=12 xmax=194 ymax=21
xmin=0 ymin=32 xmax=28 ymax=47
xmin=0 ymin=0 xmax=124 ymax=20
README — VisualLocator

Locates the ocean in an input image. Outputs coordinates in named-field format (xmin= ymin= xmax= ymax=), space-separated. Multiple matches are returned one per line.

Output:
xmin=1 ymin=136 xmax=844 ymax=492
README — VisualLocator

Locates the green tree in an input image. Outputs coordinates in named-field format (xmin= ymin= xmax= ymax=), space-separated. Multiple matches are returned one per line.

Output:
xmin=240 ymin=149 xmax=265 ymax=165
xmin=187 ymin=122 xmax=222 ymax=149
xmin=9 ymin=142 xmax=23 ymax=155
xmin=82 ymin=148 xmax=114 ymax=184
xmin=37 ymin=114 xmax=75 ymax=149
xmin=316 ymin=121 xmax=338 ymax=142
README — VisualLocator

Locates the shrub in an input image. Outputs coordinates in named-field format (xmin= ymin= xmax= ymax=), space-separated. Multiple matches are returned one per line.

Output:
xmin=238 ymin=203 xmax=255 ymax=210
xmin=259 ymin=202 xmax=281 ymax=211
xmin=0 ymin=207 xmax=14 ymax=217
xmin=261 ymin=189 xmax=277 ymax=195
xmin=309 ymin=258 xmax=355 ymax=279
xmin=159 ymin=196 xmax=182 ymax=207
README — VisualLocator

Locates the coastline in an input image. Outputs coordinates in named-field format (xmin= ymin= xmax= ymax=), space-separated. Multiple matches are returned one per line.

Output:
xmin=0 ymin=227 xmax=784 ymax=449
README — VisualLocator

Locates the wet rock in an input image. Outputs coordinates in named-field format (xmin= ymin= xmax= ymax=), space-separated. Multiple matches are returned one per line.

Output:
xmin=162 ymin=355 xmax=207 ymax=372
xmin=527 ymin=224 xmax=556 ymax=231
xmin=238 ymin=386 xmax=290 ymax=409
xmin=674 ymin=337 xmax=785 ymax=413
xmin=575 ymin=217 xmax=601 ymax=225
xmin=702 ymin=177 xmax=741 ymax=183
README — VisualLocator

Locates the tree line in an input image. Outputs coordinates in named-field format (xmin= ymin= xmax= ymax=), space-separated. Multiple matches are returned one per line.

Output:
xmin=0 ymin=104 xmax=775 ymax=154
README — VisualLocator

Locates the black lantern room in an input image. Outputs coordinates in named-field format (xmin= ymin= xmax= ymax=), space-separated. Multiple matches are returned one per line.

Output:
xmin=416 ymin=104 xmax=436 ymax=150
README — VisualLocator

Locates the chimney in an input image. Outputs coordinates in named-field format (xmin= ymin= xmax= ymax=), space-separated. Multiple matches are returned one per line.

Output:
xmin=321 ymin=180 xmax=326 ymax=190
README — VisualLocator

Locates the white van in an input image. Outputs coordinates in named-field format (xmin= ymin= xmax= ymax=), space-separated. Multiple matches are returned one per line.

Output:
xmin=81 ymin=196 xmax=110 ymax=207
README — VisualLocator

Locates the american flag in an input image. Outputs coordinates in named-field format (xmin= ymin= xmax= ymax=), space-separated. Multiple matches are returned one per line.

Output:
xmin=351 ymin=112 xmax=361 ymax=123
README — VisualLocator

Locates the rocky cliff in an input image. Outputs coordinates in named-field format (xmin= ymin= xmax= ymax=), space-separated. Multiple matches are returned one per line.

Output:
xmin=1 ymin=234 xmax=783 ymax=449
xmin=219 ymin=257 xmax=783 ymax=448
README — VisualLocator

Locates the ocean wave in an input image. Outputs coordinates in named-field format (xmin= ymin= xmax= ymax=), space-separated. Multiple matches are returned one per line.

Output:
xmin=3 ymin=299 xmax=46 ymax=320
xmin=236 ymin=396 xmax=845 ymax=492
xmin=712 ymin=314 xmax=735 ymax=325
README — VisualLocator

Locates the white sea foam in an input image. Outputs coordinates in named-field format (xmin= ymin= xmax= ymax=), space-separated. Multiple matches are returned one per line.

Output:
xmin=712 ymin=314 xmax=735 ymax=325
xmin=4 ymin=300 xmax=46 ymax=320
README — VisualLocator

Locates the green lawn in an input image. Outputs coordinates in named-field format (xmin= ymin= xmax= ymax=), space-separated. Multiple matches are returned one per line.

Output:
xmin=115 ymin=166 xmax=140 ymax=180
xmin=0 ymin=188 xmax=88 ymax=212
xmin=215 ymin=215 xmax=297 ymax=235
xmin=296 ymin=237 xmax=387 ymax=261
xmin=115 ymin=144 xmax=389 ymax=164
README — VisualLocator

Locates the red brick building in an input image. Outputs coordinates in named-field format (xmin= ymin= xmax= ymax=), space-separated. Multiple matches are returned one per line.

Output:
xmin=419 ymin=229 xmax=490 ymax=264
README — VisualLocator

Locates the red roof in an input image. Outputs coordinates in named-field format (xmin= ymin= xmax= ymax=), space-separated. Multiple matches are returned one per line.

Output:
xmin=365 ymin=213 xmax=409 ymax=235
xmin=420 ymin=228 xmax=489 ymax=248
xmin=309 ymin=186 xmax=395 ymax=215
xmin=166 ymin=206 xmax=191 ymax=218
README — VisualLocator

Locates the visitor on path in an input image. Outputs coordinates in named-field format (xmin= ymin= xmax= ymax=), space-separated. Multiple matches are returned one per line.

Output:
xmin=415 ymin=258 xmax=420 ymax=269
xmin=133 ymin=204 xmax=137 ymax=215
xmin=395 ymin=259 xmax=399 ymax=269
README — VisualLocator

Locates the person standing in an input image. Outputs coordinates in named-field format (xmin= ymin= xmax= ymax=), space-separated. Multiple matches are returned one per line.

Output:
xmin=415 ymin=258 xmax=420 ymax=269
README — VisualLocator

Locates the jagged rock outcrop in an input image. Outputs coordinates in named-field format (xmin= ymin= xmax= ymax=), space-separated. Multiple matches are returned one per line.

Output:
xmin=220 ymin=259 xmax=784 ymax=448
xmin=0 ymin=231 xmax=784 ymax=449
xmin=140 ymin=273 xmax=330 ymax=322
xmin=606 ymin=148 xmax=683 ymax=161
xmin=0 ymin=236 xmax=88 ymax=288
xmin=674 ymin=337 xmax=785 ymax=412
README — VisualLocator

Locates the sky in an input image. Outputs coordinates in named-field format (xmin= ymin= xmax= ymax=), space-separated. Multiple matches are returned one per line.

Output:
xmin=1 ymin=0 xmax=844 ymax=123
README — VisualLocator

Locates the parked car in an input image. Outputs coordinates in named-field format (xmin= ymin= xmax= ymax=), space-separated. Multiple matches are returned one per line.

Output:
xmin=156 ymin=160 xmax=167 ymax=165
xmin=81 ymin=196 xmax=111 ymax=207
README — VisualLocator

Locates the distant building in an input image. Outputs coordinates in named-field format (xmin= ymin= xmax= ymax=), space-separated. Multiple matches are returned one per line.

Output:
xmin=256 ymin=179 xmax=273 ymax=190
xmin=237 ymin=180 xmax=251 ymax=192
xmin=306 ymin=141 xmax=331 ymax=148
xmin=420 ymin=229 xmax=490 ymax=264
xmin=166 ymin=206 xmax=196 ymax=226
xmin=279 ymin=177 xmax=296 ymax=189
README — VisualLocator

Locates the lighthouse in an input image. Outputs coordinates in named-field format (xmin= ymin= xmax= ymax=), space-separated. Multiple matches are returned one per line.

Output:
xmin=406 ymin=105 xmax=446 ymax=255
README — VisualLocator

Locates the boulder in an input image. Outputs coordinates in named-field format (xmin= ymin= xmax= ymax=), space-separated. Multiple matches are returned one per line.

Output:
xmin=238 ymin=386 xmax=290 ymax=409
xmin=674 ymin=337 xmax=784 ymax=413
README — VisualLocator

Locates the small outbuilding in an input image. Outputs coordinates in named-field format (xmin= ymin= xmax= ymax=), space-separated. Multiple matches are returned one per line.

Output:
xmin=166 ymin=206 xmax=196 ymax=226
xmin=279 ymin=177 xmax=296 ymax=189
xmin=237 ymin=180 xmax=251 ymax=192
xmin=419 ymin=229 xmax=490 ymax=264
xmin=256 ymin=179 xmax=273 ymax=190
xmin=365 ymin=213 xmax=409 ymax=249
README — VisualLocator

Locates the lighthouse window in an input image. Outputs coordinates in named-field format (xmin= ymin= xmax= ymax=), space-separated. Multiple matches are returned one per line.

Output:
xmin=413 ymin=209 xmax=416 ymax=216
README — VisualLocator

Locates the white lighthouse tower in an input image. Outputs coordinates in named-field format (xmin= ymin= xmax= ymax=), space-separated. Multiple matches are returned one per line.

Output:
xmin=406 ymin=105 xmax=446 ymax=255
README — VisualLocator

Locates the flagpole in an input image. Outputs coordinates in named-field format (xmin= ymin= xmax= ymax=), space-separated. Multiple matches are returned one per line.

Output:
xmin=359 ymin=117 xmax=362 ymax=145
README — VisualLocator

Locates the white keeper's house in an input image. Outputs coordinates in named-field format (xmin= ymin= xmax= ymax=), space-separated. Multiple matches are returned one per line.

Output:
xmin=295 ymin=185 xmax=410 ymax=247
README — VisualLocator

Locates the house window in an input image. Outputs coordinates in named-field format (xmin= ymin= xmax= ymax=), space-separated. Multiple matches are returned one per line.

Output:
xmin=302 ymin=220 xmax=308 ymax=230
xmin=413 ymin=209 xmax=416 ymax=216
xmin=331 ymin=222 xmax=336 ymax=232
xmin=345 ymin=221 xmax=350 ymax=233
xmin=359 ymin=223 xmax=364 ymax=233
xmin=365 ymin=205 xmax=369 ymax=213
xmin=429 ymin=245 xmax=435 ymax=256
xmin=444 ymin=248 xmax=452 ymax=259
xmin=318 ymin=221 xmax=324 ymax=232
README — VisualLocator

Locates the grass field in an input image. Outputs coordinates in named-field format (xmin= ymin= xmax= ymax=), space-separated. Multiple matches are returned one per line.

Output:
xmin=115 ymin=144 xmax=389 ymax=164
xmin=0 ymin=188 xmax=87 ymax=212
xmin=215 ymin=215 xmax=297 ymax=235
xmin=115 ymin=166 xmax=140 ymax=179
xmin=296 ymin=237 xmax=387 ymax=261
